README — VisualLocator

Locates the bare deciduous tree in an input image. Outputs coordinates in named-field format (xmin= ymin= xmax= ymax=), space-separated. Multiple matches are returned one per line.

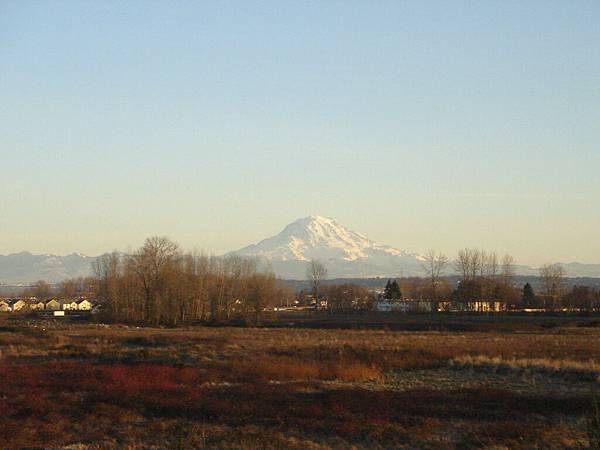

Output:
xmin=540 ymin=263 xmax=566 ymax=310
xmin=455 ymin=248 xmax=482 ymax=280
xmin=501 ymin=254 xmax=515 ymax=286
xmin=306 ymin=259 xmax=327 ymax=309
xmin=29 ymin=280 xmax=52 ymax=300
xmin=94 ymin=252 xmax=122 ymax=320
xmin=422 ymin=250 xmax=448 ymax=311
xmin=484 ymin=252 xmax=499 ymax=279
xmin=131 ymin=236 xmax=181 ymax=325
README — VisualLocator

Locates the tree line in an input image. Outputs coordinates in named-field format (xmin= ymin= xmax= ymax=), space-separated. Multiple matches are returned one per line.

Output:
xmin=91 ymin=236 xmax=286 ymax=325
xmin=22 ymin=278 xmax=97 ymax=300
xmin=375 ymin=248 xmax=600 ymax=312
xmin=17 ymin=242 xmax=600 ymax=319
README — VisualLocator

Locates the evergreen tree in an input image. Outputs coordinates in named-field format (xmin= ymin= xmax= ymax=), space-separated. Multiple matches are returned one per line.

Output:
xmin=383 ymin=280 xmax=392 ymax=299
xmin=390 ymin=280 xmax=402 ymax=300
xmin=522 ymin=283 xmax=536 ymax=307
xmin=383 ymin=279 xmax=402 ymax=300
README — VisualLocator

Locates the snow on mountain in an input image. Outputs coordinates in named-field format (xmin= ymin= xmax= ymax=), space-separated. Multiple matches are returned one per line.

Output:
xmin=233 ymin=216 xmax=426 ymax=279
xmin=3 ymin=217 xmax=600 ymax=283
xmin=232 ymin=216 xmax=600 ymax=279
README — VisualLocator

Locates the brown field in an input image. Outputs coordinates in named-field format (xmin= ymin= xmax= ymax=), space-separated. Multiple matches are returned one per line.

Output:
xmin=1 ymin=314 xmax=600 ymax=449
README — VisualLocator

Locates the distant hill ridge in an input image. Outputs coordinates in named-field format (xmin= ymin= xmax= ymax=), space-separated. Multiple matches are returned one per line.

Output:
xmin=2 ymin=217 xmax=600 ymax=282
xmin=0 ymin=251 xmax=94 ymax=284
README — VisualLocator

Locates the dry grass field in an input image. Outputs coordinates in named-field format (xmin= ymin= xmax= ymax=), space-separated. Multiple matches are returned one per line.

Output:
xmin=1 ymin=315 xmax=600 ymax=449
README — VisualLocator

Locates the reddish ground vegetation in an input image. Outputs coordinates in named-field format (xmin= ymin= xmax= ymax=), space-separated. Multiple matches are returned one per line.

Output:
xmin=0 ymin=361 xmax=591 ymax=449
xmin=0 ymin=320 xmax=598 ymax=448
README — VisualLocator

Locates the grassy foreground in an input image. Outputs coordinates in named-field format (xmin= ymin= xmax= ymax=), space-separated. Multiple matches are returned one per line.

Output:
xmin=1 ymin=316 xmax=600 ymax=449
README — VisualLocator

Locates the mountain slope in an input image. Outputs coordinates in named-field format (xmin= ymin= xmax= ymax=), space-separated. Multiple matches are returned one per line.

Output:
xmin=233 ymin=216 xmax=426 ymax=279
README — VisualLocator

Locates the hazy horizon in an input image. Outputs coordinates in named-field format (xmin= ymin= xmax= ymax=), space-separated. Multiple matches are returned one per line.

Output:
xmin=1 ymin=214 xmax=598 ymax=270
xmin=2 ymin=1 xmax=599 ymax=266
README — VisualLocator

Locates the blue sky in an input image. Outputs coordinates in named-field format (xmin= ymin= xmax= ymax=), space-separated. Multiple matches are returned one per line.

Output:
xmin=1 ymin=1 xmax=599 ymax=265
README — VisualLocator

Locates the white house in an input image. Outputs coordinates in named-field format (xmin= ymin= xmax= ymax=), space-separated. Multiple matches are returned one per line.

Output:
xmin=375 ymin=300 xmax=394 ymax=312
xmin=375 ymin=299 xmax=434 ymax=313
xmin=77 ymin=299 xmax=93 ymax=310
xmin=63 ymin=301 xmax=79 ymax=311
xmin=469 ymin=301 xmax=507 ymax=312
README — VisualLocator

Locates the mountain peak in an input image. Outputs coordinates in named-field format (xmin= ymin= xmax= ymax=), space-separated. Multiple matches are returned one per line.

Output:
xmin=233 ymin=216 xmax=422 ymax=278
xmin=303 ymin=214 xmax=329 ymax=221
xmin=279 ymin=216 xmax=372 ymax=253
xmin=288 ymin=215 xmax=339 ymax=228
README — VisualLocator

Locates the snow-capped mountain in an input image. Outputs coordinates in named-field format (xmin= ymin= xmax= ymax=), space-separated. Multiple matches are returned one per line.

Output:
xmin=233 ymin=216 xmax=426 ymax=279
xmin=0 ymin=252 xmax=94 ymax=284
xmin=3 ymin=218 xmax=600 ymax=283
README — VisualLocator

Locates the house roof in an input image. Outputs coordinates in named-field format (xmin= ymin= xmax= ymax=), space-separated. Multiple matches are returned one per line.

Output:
xmin=26 ymin=299 xmax=44 ymax=305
